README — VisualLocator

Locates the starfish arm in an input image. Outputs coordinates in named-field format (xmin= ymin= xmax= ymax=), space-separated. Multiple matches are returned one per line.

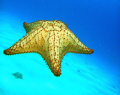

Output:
xmin=3 ymin=28 xmax=44 ymax=55
xmin=44 ymin=31 xmax=62 ymax=76
xmin=23 ymin=20 xmax=44 ymax=33
xmin=64 ymin=29 xmax=93 ymax=54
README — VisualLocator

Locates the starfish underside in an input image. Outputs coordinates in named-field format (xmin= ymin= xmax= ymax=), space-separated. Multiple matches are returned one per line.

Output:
xmin=3 ymin=20 xmax=93 ymax=76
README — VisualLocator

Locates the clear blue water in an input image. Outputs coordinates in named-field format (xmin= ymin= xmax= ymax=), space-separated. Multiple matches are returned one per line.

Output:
xmin=0 ymin=0 xmax=120 ymax=95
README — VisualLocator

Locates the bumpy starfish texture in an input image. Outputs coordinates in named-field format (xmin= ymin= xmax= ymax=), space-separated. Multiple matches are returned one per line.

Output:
xmin=3 ymin=20 xmax=93 ymax=76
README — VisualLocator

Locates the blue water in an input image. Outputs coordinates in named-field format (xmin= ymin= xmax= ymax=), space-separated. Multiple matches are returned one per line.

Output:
xmin=0 ymin=0 xmax=120 ymax=95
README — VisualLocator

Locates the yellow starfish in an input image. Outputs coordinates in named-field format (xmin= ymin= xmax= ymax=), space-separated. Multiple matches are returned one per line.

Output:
xmin=3 ymin=20 xmax=93 ymax=76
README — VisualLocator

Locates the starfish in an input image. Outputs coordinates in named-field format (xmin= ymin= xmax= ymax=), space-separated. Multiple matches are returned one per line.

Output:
xmin=3 ymin=20 xmax=93 ymax=76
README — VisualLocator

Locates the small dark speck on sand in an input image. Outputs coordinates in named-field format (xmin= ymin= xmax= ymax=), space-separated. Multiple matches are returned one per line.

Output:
xmin=65 ymin=63 xmax=69 ymax=66
xmin=112 ymin=86 xmax=116 ymax=89
xmin=77 ymin=70 xmax=81 ymax=73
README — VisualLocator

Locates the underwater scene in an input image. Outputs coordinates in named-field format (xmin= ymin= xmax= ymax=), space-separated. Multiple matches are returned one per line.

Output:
xmin=0 ymin=0 xmax=120 ymax=95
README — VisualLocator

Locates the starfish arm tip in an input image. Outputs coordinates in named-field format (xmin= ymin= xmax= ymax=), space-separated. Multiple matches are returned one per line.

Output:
xmin=3 ymin=49 xmax=8 ymax=55
xmin=3 ymin=49 xmax=12 ymax=55
xmin=90 ymin=49 xmax=94 ymax=54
